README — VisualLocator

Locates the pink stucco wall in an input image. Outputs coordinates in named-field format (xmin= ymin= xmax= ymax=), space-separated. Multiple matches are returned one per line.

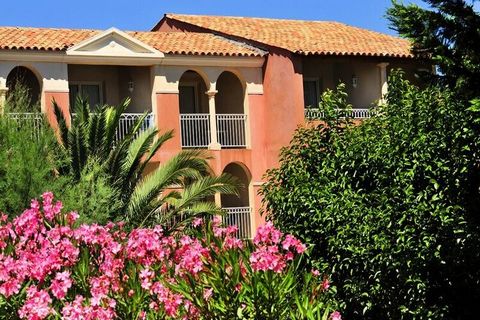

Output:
xmin=262 ymin=50 xmax=305 ymax=169
xmin=44 ymin=91 xmax=70 ymax=128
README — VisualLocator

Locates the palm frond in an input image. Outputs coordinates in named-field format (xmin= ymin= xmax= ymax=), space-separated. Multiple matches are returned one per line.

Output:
xmin=119 ymin=128 xmax=158 ymax=194
xmin=103 ymin=98 xmax=130 ymax=149
xmin=171 ymin=174 xmax=239 ymax=211
xmin=126 ymin=151 xmax=212 ymax=223
xmin=52 ymin=100 xmax=69 ymax=148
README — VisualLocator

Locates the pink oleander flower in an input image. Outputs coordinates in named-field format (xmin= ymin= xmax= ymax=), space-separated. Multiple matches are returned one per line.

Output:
xmin=66 ymin=211 xmax=79 ymax=225
xmin=282 ymin=234 xmax=306 ymax=254
xmin=322 ymin=277 xmax=330 ymax=291
xmin=0 ymin=277 xmax=21 ymax=297
xmin=140 ymin=268 xmax=154 ymax=290
xmin=311 ymin=269 xmax=321 ymax=277
xmin=50 ymin=271 xmax=72 ymax=299
xmin=18 ymin=286 xmax=52 ymax=319
xmin=253 ymin=221 xmax=283 ymax=246
xmin=250 ymin=245 xmax=287 ymax=273
xmin=192 ymin=218 xmax=203 ymax=227
xmin=203 ymin=288 xmax=213 ymax=301
xmin=330 ymin=311 xmax=342 ymax=320
xmin=152 ymin=282 xmax=183 ymax=317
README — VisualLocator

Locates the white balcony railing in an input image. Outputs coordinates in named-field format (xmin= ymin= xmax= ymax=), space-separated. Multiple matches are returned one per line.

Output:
xmin=71 ymin=112 xmax=155 ymax=142
xmin=223 ymin=207 xmax=252 ymax=239
xmin=305 ymin=108 xmax=372 ymax=120
xmin=116 ymin=113 xmax=155 ymax=142
xmin=6 ymin=112 xmax=45 ymax=138
xmin=180 ymin=113 xmax=211 ymax=148
xmin=216 ymin=114 xmax=247 ymax=148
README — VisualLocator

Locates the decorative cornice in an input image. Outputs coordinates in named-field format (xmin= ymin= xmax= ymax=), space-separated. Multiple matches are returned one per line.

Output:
xmin=161 ymin=54 xmax=265 ymax=68
xmin=0 ymin=50 xmax=265 ymax=68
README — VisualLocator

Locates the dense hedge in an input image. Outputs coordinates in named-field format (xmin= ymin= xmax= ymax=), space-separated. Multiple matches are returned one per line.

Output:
xmin=261 ymin=73 xmax=480 ymax=319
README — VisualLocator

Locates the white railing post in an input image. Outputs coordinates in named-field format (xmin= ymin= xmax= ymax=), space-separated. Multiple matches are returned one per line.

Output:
xmin=304 ymin=108 xmax=372 ymax=120
xmin=6 ymin=112 xmax=44 ymax=138
xmin=115 ymin=113 xmax=155 ymax=142
xmin=179 ymin=114 xmax=211 ymax=148
xmin=206 ymin=90 xmax=221 ymax=150
xmin=222 ymin=207 xmax=252 ymax=239
xmin=216 ymin=114 xmax=247 ymax=148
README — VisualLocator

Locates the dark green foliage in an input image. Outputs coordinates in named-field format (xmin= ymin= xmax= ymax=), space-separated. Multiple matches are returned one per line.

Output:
xmin=261 ymin=74 xmax=480 ymax=319
xmin=0 ymin=112 xmax=60 ymax=215
xmin=56 ymin=158 xmax=122 ymax=225
xmin=388 ymin=0 xmax=480 ymax=98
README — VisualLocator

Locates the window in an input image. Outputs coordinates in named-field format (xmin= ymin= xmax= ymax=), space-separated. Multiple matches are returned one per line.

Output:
xmin=69 ymin=82 xmax=103 ymax=108
xmin=179 ymin=84 xmax=198 ymax=113
xmin=303 ymin=78 xmax=320 ymax=109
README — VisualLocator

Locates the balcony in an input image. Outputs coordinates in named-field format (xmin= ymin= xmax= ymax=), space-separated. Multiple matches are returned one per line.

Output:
xmin=6 ymin=112 xmax=44 ymax=138
xmin=180 ymin=113 xmax=247 ymax=149
xmin=222 ymin=207 xmax=252 ymax=239
xmin=305 ymin=108 xmax=372 ymax=120
xmin=70 ymin=112 xmax=155 ymax=142
xmin=116 ymin=113 xmax=155 ymax=141
xmin=180 ymin=113 xmax=211 ymax=148
xmin=216 ymin=114 xmax=247 ymax=148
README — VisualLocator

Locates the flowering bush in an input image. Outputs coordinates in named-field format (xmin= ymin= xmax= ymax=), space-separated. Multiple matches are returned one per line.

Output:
xmin=0 ymin=193 xmax=340 ymax=319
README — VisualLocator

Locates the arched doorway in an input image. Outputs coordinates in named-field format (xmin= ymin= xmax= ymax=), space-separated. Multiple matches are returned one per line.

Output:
xmin=221 ymin=162 xmax=252 ymax=238
xmin=6 ymin=66 xmax=41 ymax=111
xmin=215 ymin=71 xmax=247 ymax=148
xmin=178 ymin=70 xmax=210 ymax=148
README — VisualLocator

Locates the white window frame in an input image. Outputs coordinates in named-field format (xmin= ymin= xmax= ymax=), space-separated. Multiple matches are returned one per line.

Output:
xmin=69 ymin=81 xmax=104 ymax=106
xmin=303 ymin=77 xmax=321 ymax=109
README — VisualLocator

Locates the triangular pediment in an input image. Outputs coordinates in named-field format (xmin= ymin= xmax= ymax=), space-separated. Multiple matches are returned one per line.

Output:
xmin=67 ymin=27 xmax=163 ymax=58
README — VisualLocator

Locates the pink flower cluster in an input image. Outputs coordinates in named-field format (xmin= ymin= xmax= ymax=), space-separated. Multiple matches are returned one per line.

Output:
xmin=0 ymin=193 xmax=339 ymax=319
xmin=249 ymin=221 xmax=306 ymax=273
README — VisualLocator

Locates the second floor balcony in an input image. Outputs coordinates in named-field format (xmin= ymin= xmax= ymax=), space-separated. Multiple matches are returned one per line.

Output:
xmin=180 ymin=113 xmax=247 ymax=148
xmin=178 ymin=70 xmax=248 ymax=150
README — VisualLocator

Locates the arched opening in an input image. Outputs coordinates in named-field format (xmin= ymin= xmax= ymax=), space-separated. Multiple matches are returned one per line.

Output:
xmin=215 ymin=71 xmax=244 ymax=114
xmin=221 ymin=162 xmax=252 ymax=238
xmin=6 ymin=66 xmax=41 ymax=111
xmin=178 ymin=70 xmax=209 ymax=114
xmin=215 ymin=71 xmax=247 ymax=148
xmin=178 ymin=70 xmax=210 ymax=148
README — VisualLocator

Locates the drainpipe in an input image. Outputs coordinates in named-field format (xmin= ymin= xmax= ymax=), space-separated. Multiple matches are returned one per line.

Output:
xmin=206 ymin=90 xmax=221 ymax=150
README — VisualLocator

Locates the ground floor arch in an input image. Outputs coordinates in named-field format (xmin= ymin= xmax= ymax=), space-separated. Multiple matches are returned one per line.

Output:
xmin=6 ymin=66 xmax=41 ymax=111
xmin=221 ymin=162 xmax=252 ymax=238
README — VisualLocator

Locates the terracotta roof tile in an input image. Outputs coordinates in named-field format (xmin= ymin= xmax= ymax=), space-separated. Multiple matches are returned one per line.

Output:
xmin=0 ymin=26 xmax=264 ymax=57
xmin=164 ymin=14 xmax=413 ymax=58
xmin=128 ymin=31 xmax=263 ymax=56
xmin=0 ymin=27 xmax=96 ymax=51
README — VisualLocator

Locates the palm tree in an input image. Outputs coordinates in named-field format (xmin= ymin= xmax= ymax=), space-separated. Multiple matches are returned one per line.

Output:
xmin=54 ymin=97 xmax=238 ymax=230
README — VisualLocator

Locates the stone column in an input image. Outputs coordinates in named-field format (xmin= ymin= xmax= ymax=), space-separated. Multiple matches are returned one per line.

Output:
xmin=206 ymin=90 xmax=221 ymax=150
xmin=0 ymin=87 xmax=7 ymax=114
xmin=377 ymin=63 xmax=389 ymax=104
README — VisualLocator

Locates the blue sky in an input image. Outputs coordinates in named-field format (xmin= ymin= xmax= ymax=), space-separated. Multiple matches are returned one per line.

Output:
xmin=3 ymin=0 xmax=427 ymax=35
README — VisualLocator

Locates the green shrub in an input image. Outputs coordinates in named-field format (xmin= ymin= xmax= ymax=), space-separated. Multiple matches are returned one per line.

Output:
xmin=261 ymin=73 xmax=480 ymax=319
xmin=0 ymin=111 xmax=60 ymax=215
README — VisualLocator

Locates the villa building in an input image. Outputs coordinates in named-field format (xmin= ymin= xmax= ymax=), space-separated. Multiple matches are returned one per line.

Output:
xmin=0 ymin=14 xmax=423 ymax=237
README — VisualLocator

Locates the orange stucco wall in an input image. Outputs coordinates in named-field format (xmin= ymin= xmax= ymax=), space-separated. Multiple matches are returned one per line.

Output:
xmin=44 ymin=91 xmax=70 ymax=128
xmin=262 ymin=50 xmax=305 ymax=169
xmin=154 ymin=93 xmax=182 ymax=162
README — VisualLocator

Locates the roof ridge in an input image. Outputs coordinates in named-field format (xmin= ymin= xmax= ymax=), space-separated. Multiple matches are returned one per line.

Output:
xmin=166 ymin=13 xmax=406 ymax=41
xmin=0 ymin=26 xmax=100 ymax=32
xmin=166 ymin=13 xmax=343 ymax=24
